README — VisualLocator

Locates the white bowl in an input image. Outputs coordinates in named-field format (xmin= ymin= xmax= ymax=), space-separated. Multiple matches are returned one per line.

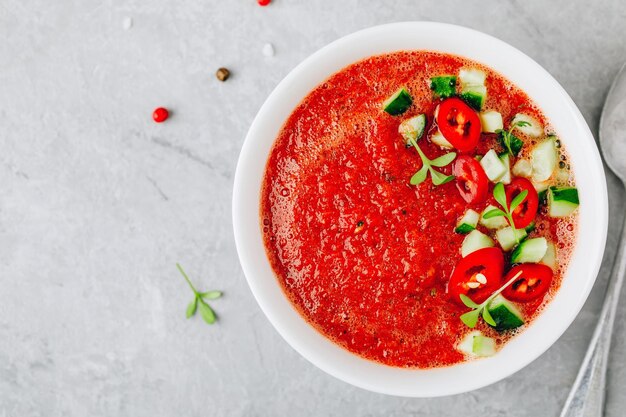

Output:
xmin=232 ymin=22 xmax=608 ymax=397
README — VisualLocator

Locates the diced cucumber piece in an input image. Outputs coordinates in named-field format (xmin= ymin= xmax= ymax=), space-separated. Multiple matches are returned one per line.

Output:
xmin=525 ymin=221 xmax=536 ymax=234
xmin=531 ymin=136 xmax=558 ymax=182
xmin=460 ymin=85 xmax=486 ymax=111
xmin=479 ymin=111 xmax=503 ymax=133
xmin=511 ymin=237 xmax=548 ymax=263
xmin=499 ymin=153 xmax=511 ymax=185
xmin=458 ymin=331 xmax=496 ymax=357
xmin=430 ymin=75 xmax=457 ymax=99
xmin=480 ymin=205 xmax=508 ymax=229
xmin=431 ymin=129 xmax=453 ymax=148
xmin=398 ymin=114 xmax=426 ymax=143
xmin=455 ymin=209 xmax=480 ymax=234
xmin=383 ymin=88 xmax=412 ymax=115
xmin=540 ymin=241 xmax=557 ymax=271
xmin=459 ymin=68 xmax=487 ymax=86
xmin=548 ymin=186 xmax=579 ymax=217
xmin=459 ymin=69 xmax=487 ymax=111
xmin=512 ymin=113 xmax=543 ymax=137
xmin=512 ymin=159 xmax=532 ymax=178
xmin=473 ymin=335 xmax=497 ymax=357
xmin=488 ymin=295 xmax=524 ymax=331
xmin=480 ymin=149 xmax=507 ymax=182
xmin=496 ymin=226 xmax=527 ymax=251
xmin=458 ymin=330 xmax=481 ymax=356
xmin=461 ymin=230 xmax=495 ymax=257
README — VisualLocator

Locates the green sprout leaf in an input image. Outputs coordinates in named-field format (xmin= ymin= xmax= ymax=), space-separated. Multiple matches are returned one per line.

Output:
xmin=410 ymin=164 xmax=429 ymax=185
xmin=460 ymin=309 xmax=480 ymax=328
xmin=510 ymin=190 xmax=529 ymax=212
xmin=177 ymin=263 xmax=221 ymax=326
xmin=493 ymin=182 xmax=507 ymax=208
xmin=201 ymin=291 xmax=223 ymax=300
xmin=430 ymin=152 xmax=457 ymax=167
xmin=186 ymin=297 xmax=198 ymax=318
xmin=459 ymin=294 xmax=479 ymax=309
xmin=482 ymin=305 xmax=497 ymax=327
xmin=482 ymin=208 xmax=507 ymax=219
xmin=198 ymin=300 xmax=216 ymax=325
xmin=429 ymin=168 xmax=455 ymax=186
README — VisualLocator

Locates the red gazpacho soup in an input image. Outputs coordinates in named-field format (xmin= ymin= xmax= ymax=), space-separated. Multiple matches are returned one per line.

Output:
xmin=260 ymin=51 xmax=579 ymax=368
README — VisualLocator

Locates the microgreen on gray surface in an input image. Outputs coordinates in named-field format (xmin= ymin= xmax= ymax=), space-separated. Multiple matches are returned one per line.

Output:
xmin=177 ymin=263 xmax=222 ymax=325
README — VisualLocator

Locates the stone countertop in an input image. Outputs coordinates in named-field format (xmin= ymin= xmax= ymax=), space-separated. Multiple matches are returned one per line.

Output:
xmin=1 ymin=1 xmax=625 ymax=416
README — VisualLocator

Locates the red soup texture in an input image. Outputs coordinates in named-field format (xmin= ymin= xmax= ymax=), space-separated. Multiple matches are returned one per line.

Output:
xmin=260 ymin=51 xmax=578 ymax=368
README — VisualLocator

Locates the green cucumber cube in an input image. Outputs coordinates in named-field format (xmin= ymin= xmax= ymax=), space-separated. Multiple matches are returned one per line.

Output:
xmin=399 ymin=114 xmax=426 ymax=143
xmin=488 ymin=295 xmax=524 ymax=331
xmin=480 ymin=205 xmax=508 ymax=230
xmin=455 ymin=209 xmax=480 ymax=234
xmin=383 ymin=88 xmax=413 ymax=115
xmin=511 ymin=237 xmax=548 ymax=263
xmin=548 ymin=186 xmax=579 ymax=217
xmin=461 ymin=230 xmax=494 ymax=257
xmin=472 ymin=335 xmax=497 ymax=357
xmin=512 ymin=113 xmax=543 ymax=138
xmin=496 ymin=226 xmax=527 ymax=251
xmin=430 ymin=76 xmax=457 ymax=99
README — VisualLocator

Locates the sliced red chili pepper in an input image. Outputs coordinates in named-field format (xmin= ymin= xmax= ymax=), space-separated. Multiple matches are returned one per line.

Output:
xmin=436 ymin=97 xmax=482 ymax=152
xmin=503 ymin=264 xmax=553 ymax=302
xmin=448 ymin=247 xmax=504 ymax=305
xmin=505 ymin=178 xmax=539 ymax=228
xmin=452 ymin=155 xmax=489 ymax=204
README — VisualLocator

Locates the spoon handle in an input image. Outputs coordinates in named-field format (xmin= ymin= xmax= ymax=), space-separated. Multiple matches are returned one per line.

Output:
xmin=560 ymin=216 xmax=626 ymax=417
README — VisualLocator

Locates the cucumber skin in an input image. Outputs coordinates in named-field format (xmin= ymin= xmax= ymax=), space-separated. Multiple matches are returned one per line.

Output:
xmin=460 ymin=91 xmax=483 ymax=111
xmin=548 ymin=186 xmax=579 ymax=217
xmin=511 ymin=238 xmax=548 ymax=263
xmin=383 ymin=88 xmax=413 ymax=115
xmin=430 ymin=76 xmax=457 ymax=99
xmin=489 ymin=302 xmax=524 ymax=331
xmin=550 ymin=186 xmax=579 ymax=204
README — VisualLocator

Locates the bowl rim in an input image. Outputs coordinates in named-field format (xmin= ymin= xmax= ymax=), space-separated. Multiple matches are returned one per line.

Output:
xmin=232 ymin=21 xmax=608 ymax=397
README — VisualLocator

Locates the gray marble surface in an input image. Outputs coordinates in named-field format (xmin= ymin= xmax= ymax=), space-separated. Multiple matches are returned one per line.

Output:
xmin=1 ymin=1 xmax=625 ymax=416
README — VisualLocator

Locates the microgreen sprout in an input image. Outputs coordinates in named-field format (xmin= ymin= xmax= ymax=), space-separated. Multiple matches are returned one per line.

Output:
xmin=177 ymin=263 xmax=222 ymax=325
xmin=459 ymin=270 xmax=523 ymax=328
xmin=407 ymin=137 xmax=457 ymax=186
xmin=481 ymin=182 xmax=528 ymax=244
xmin=496 ymin=120 xmax=530 ymax=156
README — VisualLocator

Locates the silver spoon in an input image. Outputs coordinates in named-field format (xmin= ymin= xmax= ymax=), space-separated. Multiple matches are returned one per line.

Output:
xmin=561 ymin=62 xmax=626 ymax=417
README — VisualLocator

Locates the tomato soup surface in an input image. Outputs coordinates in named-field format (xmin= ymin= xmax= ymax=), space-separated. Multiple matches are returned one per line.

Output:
xmin=261 ymin=51 xmax=577 ymax=368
